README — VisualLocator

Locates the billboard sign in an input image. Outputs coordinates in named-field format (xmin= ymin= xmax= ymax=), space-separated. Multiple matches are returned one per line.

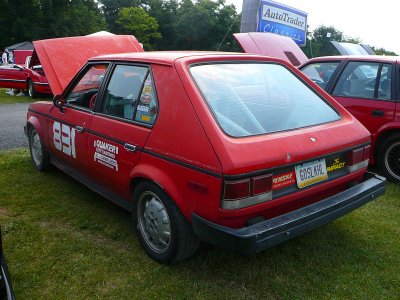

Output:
xmin=257 ymin=1 xmax=308 ymax=46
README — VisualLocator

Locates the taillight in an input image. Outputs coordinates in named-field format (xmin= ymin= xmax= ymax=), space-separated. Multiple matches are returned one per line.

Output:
xmin=222 ymin=174 xmax=272 ymax=210
xmin=347 ymin=145 xmax=370 ymax=173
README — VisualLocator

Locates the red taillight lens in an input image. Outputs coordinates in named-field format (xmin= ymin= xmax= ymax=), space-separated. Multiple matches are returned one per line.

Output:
xmin=224 ymin=179 xmax=250 ymax=200
xmin=252 ymin=174 xmax=272 ymax=196
xmin=222 ymin=175 xmax=273 ymax=210
xmin=347 ymin=145 xmax=370 ymax=173
xmin=349 ymin=147 xmax=364 ymax=165
xmin=363 ymin=144 xmax=370 ymax=160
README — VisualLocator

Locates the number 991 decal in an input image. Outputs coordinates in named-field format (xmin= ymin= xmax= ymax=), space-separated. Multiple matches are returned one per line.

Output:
xmin=53 ymin=121 xmax=76 ymax=158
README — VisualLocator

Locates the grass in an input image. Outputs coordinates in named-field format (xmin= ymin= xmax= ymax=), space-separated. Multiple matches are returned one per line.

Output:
xmin=0 ymin=148 xmax=399 ymax=299
xmin=0 ymin=88 xmax=50 ymax=104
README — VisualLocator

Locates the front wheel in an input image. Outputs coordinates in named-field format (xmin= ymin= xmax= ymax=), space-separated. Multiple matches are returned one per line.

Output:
xmin=132 ymin=181 xmax=199 ymax=264
xmin=377 ymin=134 xmax=400 ymax=182
xmin=28 ymin=127 xmax=50 ymax=171
xmin=27 ymin=79 xmax=36 ymax=98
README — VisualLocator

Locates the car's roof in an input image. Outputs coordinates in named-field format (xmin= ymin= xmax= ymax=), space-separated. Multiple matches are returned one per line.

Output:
xmin=90 ymin=51 xmax=258 ymax=66
xmin=306 ymin=55 xmax=399 ymax=64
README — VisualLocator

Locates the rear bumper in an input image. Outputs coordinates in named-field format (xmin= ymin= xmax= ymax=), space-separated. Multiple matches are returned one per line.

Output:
xmin=192 ymin=172 xmax=386 ymax=255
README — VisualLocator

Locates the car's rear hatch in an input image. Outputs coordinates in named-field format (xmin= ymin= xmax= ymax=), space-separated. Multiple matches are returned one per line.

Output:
xmin=187 ymin=56 xmax=371 ymax=226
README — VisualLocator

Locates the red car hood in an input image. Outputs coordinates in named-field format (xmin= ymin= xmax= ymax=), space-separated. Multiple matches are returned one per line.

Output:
xmin=234 ymin=32 xmax=308 ymax=66
xmin=33 ymin=35 xmax=143 ymax=95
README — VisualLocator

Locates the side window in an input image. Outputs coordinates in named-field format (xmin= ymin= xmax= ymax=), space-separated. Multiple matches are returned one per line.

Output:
xmin=332 ymin=61 xmax=392 ymax=100
xmin=102 ymin=64 xmax=158 ymax=125
xmin=66 ymin=64 xmax=109 ymax=109
xmin=301 ymin=62 xmax=340 ymax=90
xmin=377 ymin=64 xmax=391 ymax=100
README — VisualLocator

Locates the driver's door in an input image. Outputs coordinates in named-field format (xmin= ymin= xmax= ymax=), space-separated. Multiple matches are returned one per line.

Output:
xmin=48 ymin=63 xmax=110 ymax=174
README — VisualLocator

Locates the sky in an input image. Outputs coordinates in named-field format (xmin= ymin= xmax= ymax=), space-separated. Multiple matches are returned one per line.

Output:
xmin=225 ymin=0 xmax=400 ymax=55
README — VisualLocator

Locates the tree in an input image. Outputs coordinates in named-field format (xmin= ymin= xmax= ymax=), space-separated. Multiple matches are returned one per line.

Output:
xmin=116 ymin=7 xmax=161 ymax=50
xmin=99 ymin=0 xmax=140 ymax=33
xmin=0 ymin=0 xmax=106 ymax=49
xmin=371 ymin=47 xmax=397 ymax=56
xmin=170 ymin=0 xmax=240 ymax=51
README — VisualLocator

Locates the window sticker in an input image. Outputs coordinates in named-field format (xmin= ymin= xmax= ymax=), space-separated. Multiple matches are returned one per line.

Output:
xmin=53 ymin=121 xmax=76 ymax=158
xmin=93 ymin=139 xmax=119 ymax=171
xmin=137 ymin=105 xmax=149 ymax=112
xmin=135 ymin=73 xmax=158 ymax=124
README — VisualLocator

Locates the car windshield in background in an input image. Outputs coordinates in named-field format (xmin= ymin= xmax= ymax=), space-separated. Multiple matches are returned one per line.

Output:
xmin=191 ymin=63 xmax=340 ymax=137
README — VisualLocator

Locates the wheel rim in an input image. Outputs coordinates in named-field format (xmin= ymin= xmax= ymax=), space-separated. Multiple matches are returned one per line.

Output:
xmin=31 ymin=131 xmax=42 ymax=166
xmin=137 ymin=191 xmax=171 ymax=254
xmin=385 ymin=141 xmax=400 ymax=180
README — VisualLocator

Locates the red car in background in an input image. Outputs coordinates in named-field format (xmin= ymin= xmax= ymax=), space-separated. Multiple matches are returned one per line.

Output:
xmin=25 ymin=37 xmax=385 ymax=263
xmin=235 ymin=32 xmax=400 ymax=182
xmin=0 ymin=62 xmax=51 ymax=98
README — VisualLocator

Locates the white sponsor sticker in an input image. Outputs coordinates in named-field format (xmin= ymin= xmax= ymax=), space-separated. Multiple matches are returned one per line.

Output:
xmin=93 ymin=139 xmax=119 ymax=171
xmin=137 ymin=105 xmax=149 ymax=112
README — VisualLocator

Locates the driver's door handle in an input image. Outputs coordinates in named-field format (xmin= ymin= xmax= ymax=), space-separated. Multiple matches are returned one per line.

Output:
xmin=372 ymin=110 xmax=384 ymax=117
xmin=124 ymin=143 xmax=136 ymax=152
xmin=75 ymin=126 xmax=84 ymax=133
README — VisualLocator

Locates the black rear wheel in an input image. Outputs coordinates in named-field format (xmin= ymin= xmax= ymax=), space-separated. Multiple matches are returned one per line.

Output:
xmin=132 ymin=181 xmax=199 ymax=264
xmin=377 ymin=134 xmax=400 ymax=182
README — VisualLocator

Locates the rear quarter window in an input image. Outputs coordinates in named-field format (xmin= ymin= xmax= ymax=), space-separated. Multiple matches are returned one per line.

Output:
xmin=191 ymin=63 xmax=340 ymax=137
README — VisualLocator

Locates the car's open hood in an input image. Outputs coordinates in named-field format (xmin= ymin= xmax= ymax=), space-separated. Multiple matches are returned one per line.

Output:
xmin=33 ymin=35 xmax=143 ymax=95
xmin=234 ymin=32 xmax=308 ymax=66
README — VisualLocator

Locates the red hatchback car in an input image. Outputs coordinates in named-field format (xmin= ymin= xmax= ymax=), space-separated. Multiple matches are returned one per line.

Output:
xmin=300 ymin=56 xmax=400 ymax=182
xmin=234 ymin=32 xmax=400 ymax=183
xmin=0 ymin=63 xmax=51 ymax=97
xmin=25 ymin=51 xmax=385 ymax=263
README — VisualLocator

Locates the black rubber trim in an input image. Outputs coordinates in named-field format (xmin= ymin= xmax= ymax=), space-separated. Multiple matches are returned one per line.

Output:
xmin=142 ymin=149 xmax=221 ymax=178
xmin=0 ymin=78 xmax=25 ymax=83
xmin=192 ymin=172 xmax=386 ymax=255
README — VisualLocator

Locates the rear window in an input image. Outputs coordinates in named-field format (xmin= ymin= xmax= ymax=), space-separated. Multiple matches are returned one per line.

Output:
xmin=190 ymin=63 xmax=340 ymax=137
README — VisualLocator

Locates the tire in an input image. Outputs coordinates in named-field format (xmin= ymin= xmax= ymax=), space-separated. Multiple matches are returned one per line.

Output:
xmin=132 ymin=181 xmax=199 ymax=264
xmin=28 ymin=127 xmax=50 ymax=171
xmin=377 ymin=133 xmax=400 ymax=182
xmin=27 ymin=79 xmax=36 ymax=98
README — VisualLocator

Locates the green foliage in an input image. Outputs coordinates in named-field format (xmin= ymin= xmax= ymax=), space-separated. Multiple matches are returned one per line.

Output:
xmin=0 ymin=0 xmax=106 ymax=49
xmin=99 ymin=0 xmax=240 ymax=51
xmin=116 ymin=7 xmax=161 ymax=50
xmin=371 ymin=47 xmax=397 ymax=56
xmin=1 ymin=149 xmax=399 ymax=298
xmin=100 ymin=0 xmax=140 ymax=33
xmin=302 ymin=25 xmax=364 ymax=58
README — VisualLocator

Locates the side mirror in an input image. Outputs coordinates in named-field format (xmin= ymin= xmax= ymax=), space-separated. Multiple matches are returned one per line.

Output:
xmin=53 ymin=94 xmax=66 ymax=112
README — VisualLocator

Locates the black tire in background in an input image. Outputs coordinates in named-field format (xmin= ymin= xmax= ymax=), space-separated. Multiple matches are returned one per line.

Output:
xmin=0 ymin=254 xmax=16 ymax=300
xmin=28 ymin=127 xmax=51 ymax=171
xmin=377 ymin=133 xmax=400 ymax=182
xmin=27 ymin=79 xmax=36 ymax=98
xmin=132 ymin=181 xmax=199 ymax=264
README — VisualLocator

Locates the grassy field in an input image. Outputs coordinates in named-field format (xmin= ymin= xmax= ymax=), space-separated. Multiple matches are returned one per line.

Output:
xmin=0 ymin=88 xmax=50 ymax=104
xmin=0 ymin=149 xmax=399 ymax=299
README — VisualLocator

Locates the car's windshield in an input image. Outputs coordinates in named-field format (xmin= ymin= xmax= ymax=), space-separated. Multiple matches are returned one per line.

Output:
xmin=191 ymin=63 xmax=340 ymax=137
